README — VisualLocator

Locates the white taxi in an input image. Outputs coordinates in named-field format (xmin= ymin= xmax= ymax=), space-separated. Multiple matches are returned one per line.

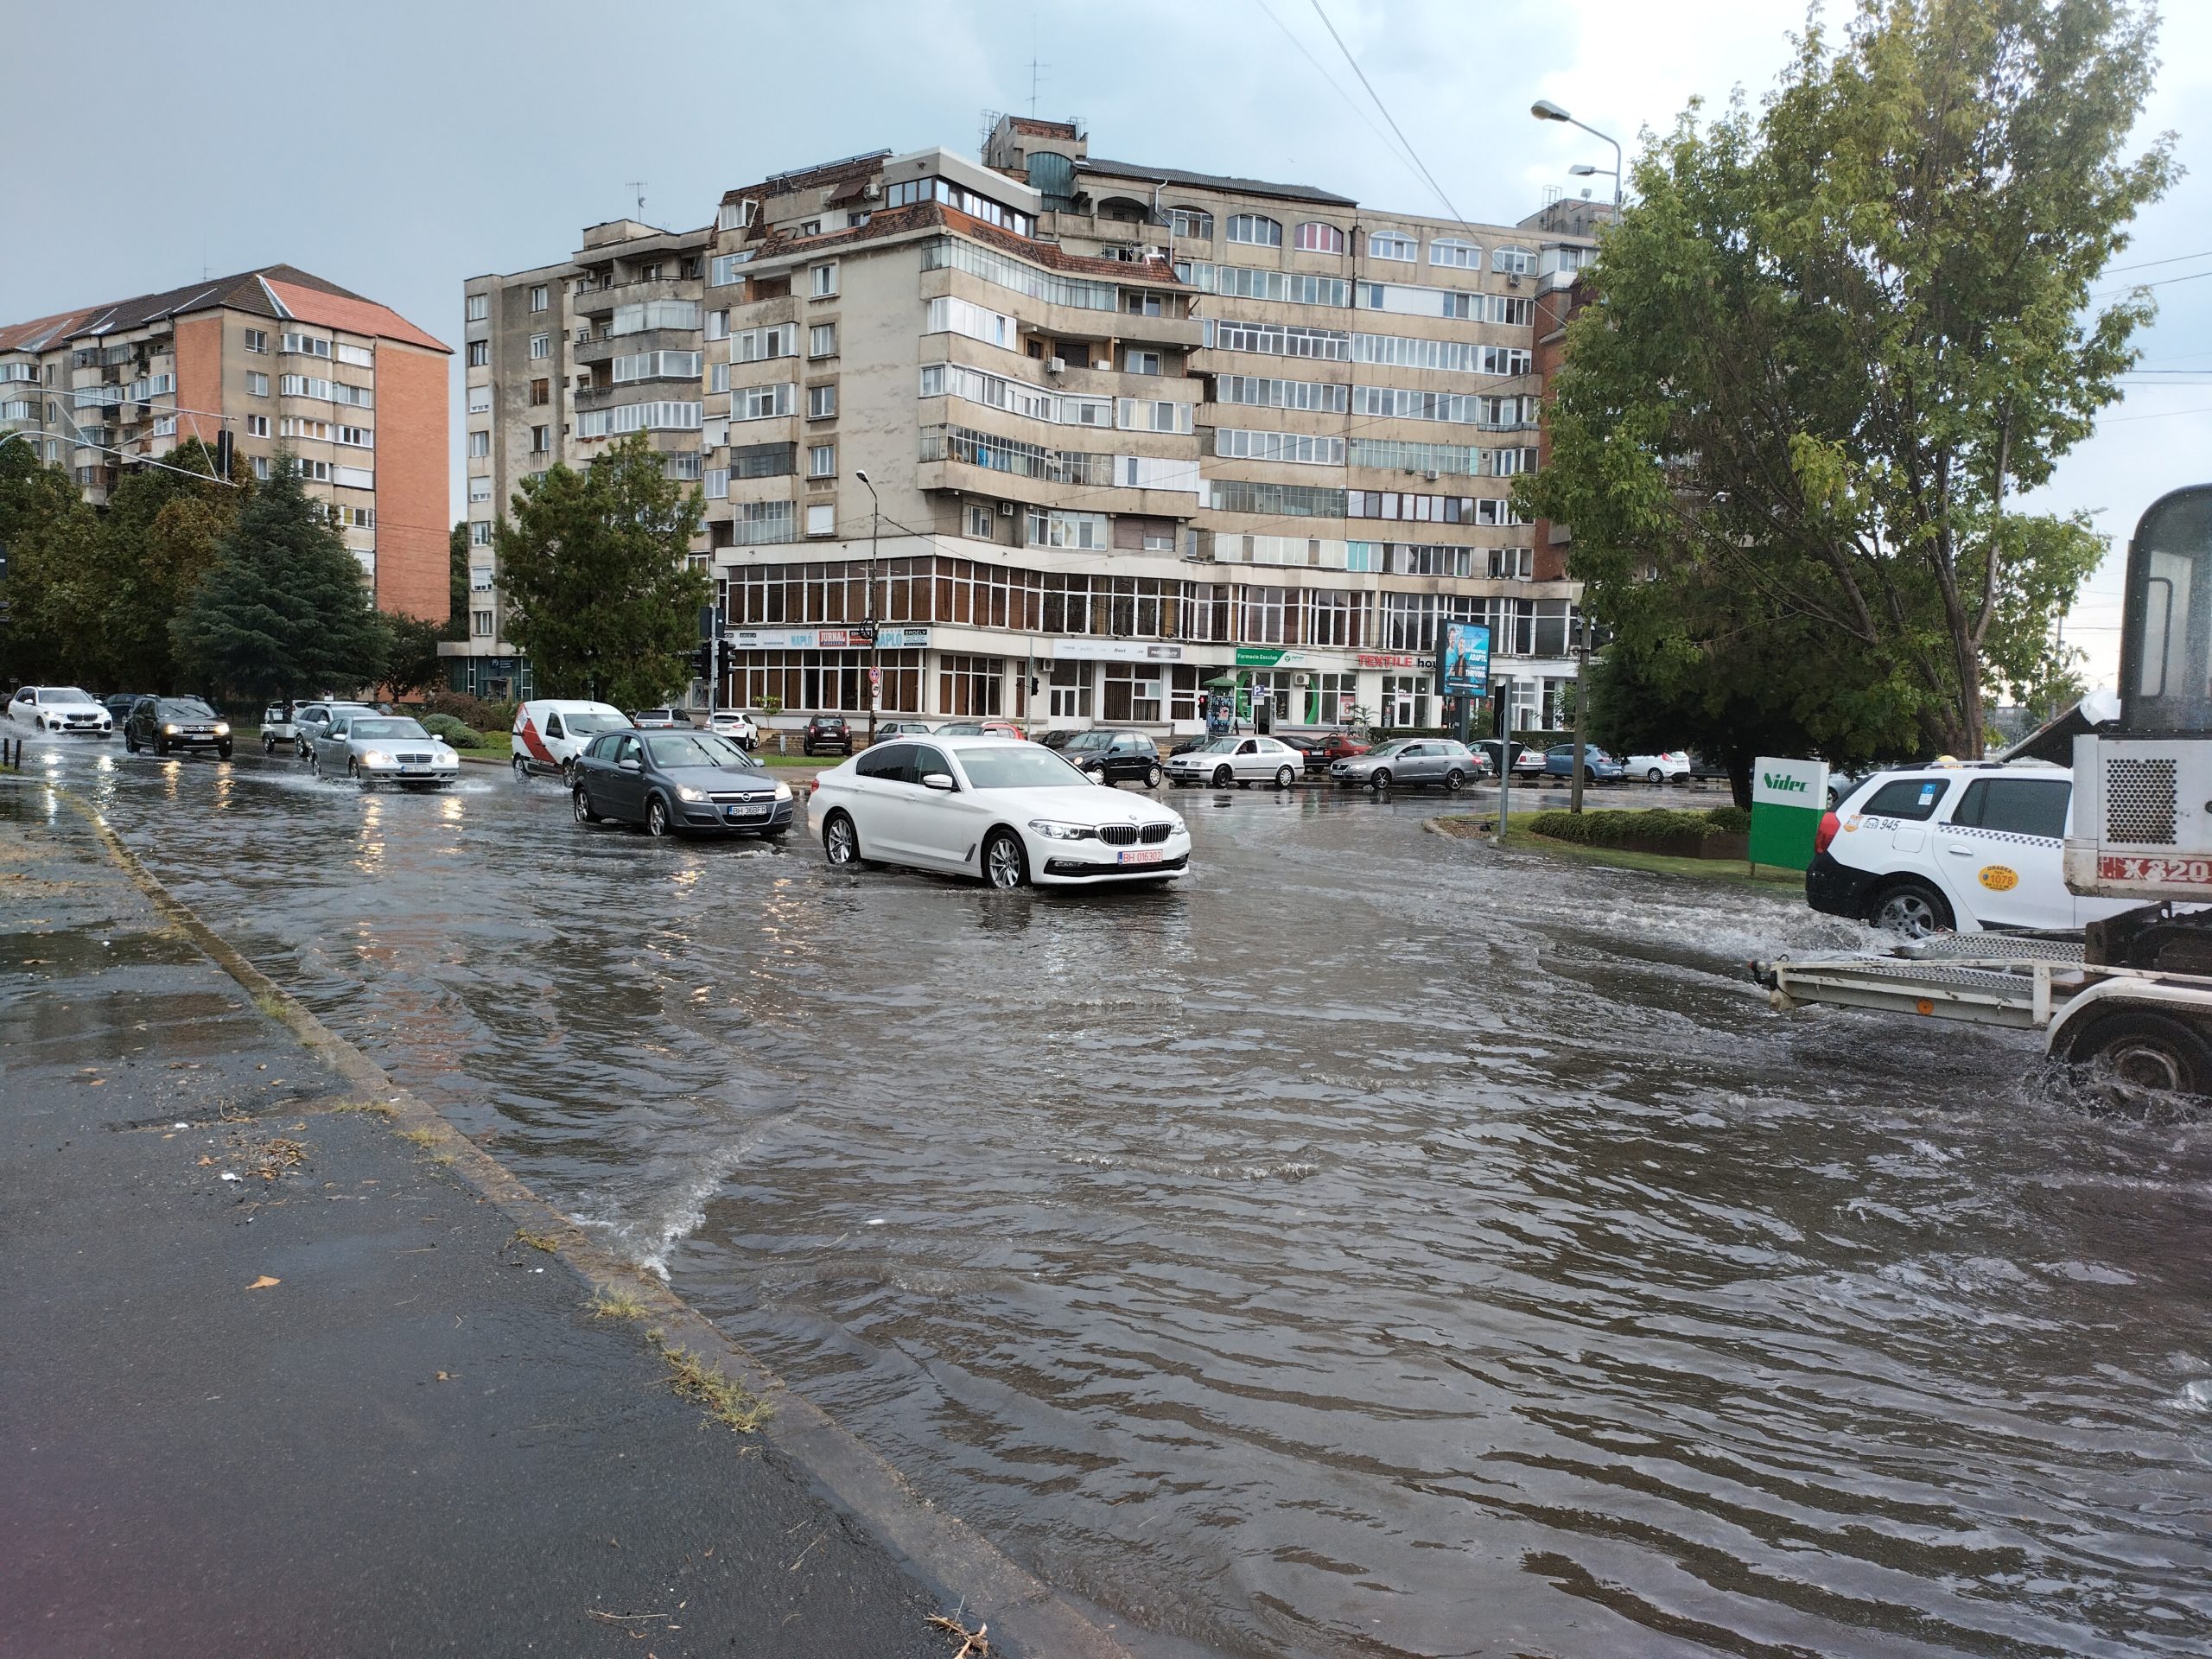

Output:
xmin=1807 ymin=760 xmax=2142 ymax=935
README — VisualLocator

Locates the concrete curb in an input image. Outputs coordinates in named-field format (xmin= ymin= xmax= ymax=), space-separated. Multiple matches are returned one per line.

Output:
xmin=18 ymin=777 xmax=1132 ymax=1659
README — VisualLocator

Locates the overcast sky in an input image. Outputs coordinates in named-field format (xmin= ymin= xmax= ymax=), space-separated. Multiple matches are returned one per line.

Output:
xmin=9 ymin=0 xmax=2206 ymax=686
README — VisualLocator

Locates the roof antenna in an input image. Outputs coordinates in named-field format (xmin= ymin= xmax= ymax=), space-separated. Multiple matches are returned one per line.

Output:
xmin=626 ymin=180 xmax=647 ymax=221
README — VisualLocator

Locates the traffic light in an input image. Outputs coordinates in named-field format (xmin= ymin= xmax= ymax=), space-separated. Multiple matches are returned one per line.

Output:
xmin=690 ymin=644 xmax=711 ymax=679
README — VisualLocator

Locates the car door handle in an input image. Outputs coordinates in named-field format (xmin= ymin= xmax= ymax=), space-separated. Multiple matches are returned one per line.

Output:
xmin=1945 ymin=847 xmax=1971 ymax=855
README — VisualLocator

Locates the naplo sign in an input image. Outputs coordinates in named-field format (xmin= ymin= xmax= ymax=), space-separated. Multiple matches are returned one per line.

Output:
xmin=1748 ymin=755 xmax=1830 ymax=871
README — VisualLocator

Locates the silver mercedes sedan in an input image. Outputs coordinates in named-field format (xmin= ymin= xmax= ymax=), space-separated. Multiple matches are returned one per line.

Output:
xmin=311 ymin=713 xmax=461 ymax=789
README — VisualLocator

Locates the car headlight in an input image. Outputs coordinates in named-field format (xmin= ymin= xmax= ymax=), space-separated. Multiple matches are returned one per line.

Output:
xmin=163 ymin=723 xmax=179 ymax=735
xmin=1027 ymin=819 xmax=1097 ymax=840
xmin=213 ymin=722 xmax=230 ymax=736
xmin=772 ymin=781 xmax=792 ymax=802
xmin=360 ymin=749 xmax=391 ymax=766
xmin=677 ymin=785 xmax=707 ymax=802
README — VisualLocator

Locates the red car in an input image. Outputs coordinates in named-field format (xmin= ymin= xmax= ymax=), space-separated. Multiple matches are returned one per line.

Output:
xmin=1316 ymin=729 xmax=1371 ymax=761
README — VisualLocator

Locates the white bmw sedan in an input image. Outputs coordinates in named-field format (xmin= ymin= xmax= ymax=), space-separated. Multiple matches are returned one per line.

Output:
xmin=812 ymin=736 xmax=1191 ymax=889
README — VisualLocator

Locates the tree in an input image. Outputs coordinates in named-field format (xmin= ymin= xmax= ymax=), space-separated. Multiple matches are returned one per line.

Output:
xmin=171 ymin=456 xmax=387 ymax=701
xmin=1521 ymin=0 xmax=2176 ymax=760
xmin=495 ymin=432 xmax=708 ymax=708
xmin=0 ymin=438 xmax=103 ymax=686
xmin=99 ymin=438 xmax=245 ymax=691
xmin=383 ymin=612 xmax=447 ymax=700
xmin=445 ymin=520 xmax=469 ymax=642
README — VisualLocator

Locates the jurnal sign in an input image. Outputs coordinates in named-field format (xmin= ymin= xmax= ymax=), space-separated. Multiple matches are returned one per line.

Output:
xmin=1748 ymin=755 xmax=1829 ymax=870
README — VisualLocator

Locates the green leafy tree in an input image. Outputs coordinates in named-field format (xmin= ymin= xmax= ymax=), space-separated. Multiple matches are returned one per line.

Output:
xmin=382 ymin=612 xmax=447 ymax=700
xmin=171 ymin=456 xmax=387 ymax=701
xmin=445 ymin=520 xmax=469 ymax=642
xmin=495 ymin=432 xmax=707 ymax=707
xmin=99 ymin=438 xmax=245 ymax=691
xmin=0 ymin=438 xmax=104 ymax=685
xmin=1521 ymin=0 xmax=2176 ymax=760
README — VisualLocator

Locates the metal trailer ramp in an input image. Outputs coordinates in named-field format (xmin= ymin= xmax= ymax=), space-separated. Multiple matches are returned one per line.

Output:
xmin=1759 ymin=936 xmax=2089 ymax=1030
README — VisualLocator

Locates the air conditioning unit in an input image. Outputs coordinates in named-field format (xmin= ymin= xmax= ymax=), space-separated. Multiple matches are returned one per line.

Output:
xmin=1046 ymin=356 xmax=1066 ymax=376
xmin=862 ymin=181 xmax=883 ymax=200
xmin=1292 ymin=672 xmax=1310 ymax=687
xmin=996 ymin=499 xmax=1016 ymax=516
xmin=1423 ymin=469 xmax=1440 ymax=481
xmin=1507 ymin=273 xmax=1522 ymax=288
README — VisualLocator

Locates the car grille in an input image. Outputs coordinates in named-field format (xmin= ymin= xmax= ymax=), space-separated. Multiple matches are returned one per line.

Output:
xmin=707 ymin=791 xmax=768 ymax=803
xmin=1100 ymin=824 xmax=1138 ymax=846
xmin=397 ymin=752 xmax=433 ymax=764
xmin=1140 ymin=823 xmax=1171 ymax=844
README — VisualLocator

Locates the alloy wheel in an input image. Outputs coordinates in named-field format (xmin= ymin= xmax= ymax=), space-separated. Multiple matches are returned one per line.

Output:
xmin=823 ymin=813 xmax=858 ymax=866
xmin=646 ymin=798 xmax=671 ymax=836
xmin=985 ymin=833 xmax=1027 ymax=890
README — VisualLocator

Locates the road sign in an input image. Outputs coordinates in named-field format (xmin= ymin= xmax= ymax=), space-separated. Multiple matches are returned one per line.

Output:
xmin=868 ymin=666 xmax=881 ymax=690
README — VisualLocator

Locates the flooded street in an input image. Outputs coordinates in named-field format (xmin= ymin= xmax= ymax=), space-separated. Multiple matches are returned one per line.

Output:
xmin=11 ymin=739 xmax=2212 ymax=1657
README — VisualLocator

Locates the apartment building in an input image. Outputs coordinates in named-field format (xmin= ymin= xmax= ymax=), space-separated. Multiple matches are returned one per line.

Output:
xmin=0 ymin=264 xmax=449 ymax=620
xmin=467 ymin=119 xmax=1596 ymax=730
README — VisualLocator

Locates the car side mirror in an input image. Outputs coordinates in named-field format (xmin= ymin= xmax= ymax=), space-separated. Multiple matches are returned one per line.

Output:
xmin=920 ymin=772 xmax=956 ymax=791
xmin=619 ymin=758 xmax=641 ymax=772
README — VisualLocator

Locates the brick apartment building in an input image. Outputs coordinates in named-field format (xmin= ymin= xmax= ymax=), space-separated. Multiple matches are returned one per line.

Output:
xmin=0 ymin=265 xmax=451 ymax=621
xmin=459 ymin=119 xmax=1602 ymax=728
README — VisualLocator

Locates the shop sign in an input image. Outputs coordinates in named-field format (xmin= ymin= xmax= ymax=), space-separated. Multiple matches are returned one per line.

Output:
xmin=723 ymin=626 xmax=931 ymax=652
xmin=1050 ymin=639 xmax=1185 ymax=662
xmin=1748 ymin=756 xmax=1830 ymax=872
xmin=1358 ymin=652 xmax=1423 ymax=670
xmin=1235 ymin=647 xmax=1332 ymax=668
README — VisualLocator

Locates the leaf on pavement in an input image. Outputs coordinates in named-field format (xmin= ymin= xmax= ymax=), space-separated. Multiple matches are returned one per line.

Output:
xmin=246 ymin=1275 xmax=281 ymax=1290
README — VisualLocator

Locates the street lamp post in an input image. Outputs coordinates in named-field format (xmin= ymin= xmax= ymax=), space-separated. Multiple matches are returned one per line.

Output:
xmin=1532 ymin=98 xmax=1623 ymax=812
xmin=854 ymin=469 xmax=880 ymax=744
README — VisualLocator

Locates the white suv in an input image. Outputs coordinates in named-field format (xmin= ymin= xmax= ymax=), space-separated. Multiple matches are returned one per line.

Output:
xmin=1807 ymin=760 xmax=2142 ymax=935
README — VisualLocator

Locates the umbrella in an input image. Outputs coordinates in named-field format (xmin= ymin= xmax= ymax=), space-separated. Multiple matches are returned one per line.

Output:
xmin=1202 ymin=674 xmax=1240 ymax=689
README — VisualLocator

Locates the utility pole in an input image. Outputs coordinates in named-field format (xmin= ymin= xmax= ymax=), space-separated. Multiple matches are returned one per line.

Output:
xmin=1496 ymin=688 xmax=1512 ymax=842
xmin=855 ymin=468 xmax=880 ymax=744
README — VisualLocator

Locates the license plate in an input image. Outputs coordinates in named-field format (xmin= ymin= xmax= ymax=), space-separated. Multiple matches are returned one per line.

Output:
xmin=398 ymin=768 xmax=424 ymax=776
xmin=725 ymin=803 xmax=769 ymax=819
xmin=1118 ymin=848 xmax=1163 ymax=865
xmin=2099 ymin=854 xmax=2212 ymax=885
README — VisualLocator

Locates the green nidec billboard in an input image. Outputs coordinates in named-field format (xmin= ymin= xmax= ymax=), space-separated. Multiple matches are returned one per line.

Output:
xmin=1747 ymin=756 xmax=1830 ymax=870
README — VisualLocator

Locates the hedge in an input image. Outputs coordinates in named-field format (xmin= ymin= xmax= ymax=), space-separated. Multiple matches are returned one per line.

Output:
xmin=418 ymin=713 xmax=486 ymax=748
xmin=1526 ymin=806 xmax=1748 ymax=854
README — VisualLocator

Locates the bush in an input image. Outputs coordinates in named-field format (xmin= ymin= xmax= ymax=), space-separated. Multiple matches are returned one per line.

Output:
xmin=1525 ymin=807 xmax=1748 ymax=853
xmin=416 ymin=690 xmax=517 ymax=734
xmin=418 ymin=713 xmax=485 ymax=748
xmin=1705 ymin=804 xmax=1751 ymax=836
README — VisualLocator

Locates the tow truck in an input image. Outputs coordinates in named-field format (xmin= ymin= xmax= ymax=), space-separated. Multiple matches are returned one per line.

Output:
xmin=1760 ymin=484 xmax=2212 ymax=1096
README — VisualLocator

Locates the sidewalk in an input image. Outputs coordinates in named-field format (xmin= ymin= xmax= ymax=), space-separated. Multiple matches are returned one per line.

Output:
xmin=0 ymin=789 xmax=963 ymax=1658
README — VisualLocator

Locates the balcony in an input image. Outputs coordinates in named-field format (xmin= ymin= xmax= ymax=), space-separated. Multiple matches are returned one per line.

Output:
xmin=571 ymin=276 xmax=694 ymax=318
xmin=573 ymin=325 xmax=700 ymax=365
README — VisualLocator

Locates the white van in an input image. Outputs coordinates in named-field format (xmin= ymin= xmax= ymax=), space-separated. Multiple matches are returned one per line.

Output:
xmin=512 ymin=699 xmax=630 ymax=779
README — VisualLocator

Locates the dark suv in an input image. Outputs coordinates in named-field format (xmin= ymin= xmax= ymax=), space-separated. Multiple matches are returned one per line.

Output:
xmin=803 ymin=714 xmax=852 ymax=757
xmin=124 ymin=696 xmax=232 ymax=758
xmin=1059 ymin=728 xmax=1162 ymax=788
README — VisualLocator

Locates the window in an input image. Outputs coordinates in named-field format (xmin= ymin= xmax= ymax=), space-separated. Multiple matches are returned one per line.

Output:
xmin=1951 ymin=777 xmax=2070 ymax=839
xmin=810 ymin=322 xmax=836 ymax=359
xmin=335 ymin=342 xmax=372 ymax=368
xmin=734 ymin=499 xmax=796 ymax=545
xmin=529 ymin=284 xmax=549 ymax=312
xmin=575 ymin=400 xmax=702 ymax=437
xmin=530 ymin=378 xmax=550 ymax=405
xmin=610 ymin=299 xmax=701 ymax=335
xmin=1428 ymin=238 xmax=1480 ymax=268
xmin=1227 ymin=213 xmax=1281 ymax=247
xmin=245 ymin=371 xmax=269 ymax=397
xmin=709 ymin=252 xmax=753 ymax=286
xmin=243 ymin=328 xmax=269 ymax=353
xmin=1863 ymin=777 xmax=1951 ymax=823
xmin=469 ymin=475 xmax=493 ymax=502
xmin=474 ymin=610 xmax=493 ymax=637
xmin=1123 ymin=348 xmax=1162 ymax=376
xmin=466 ymin=295 xmax=489 ymax=322
xmin=469 ymin=520 xmax=493 ymax=546
xmin=1169 ymin=207 xmax=1213 ymax=239
xmin=245 ymin=414 xmax=269 ymax=437
xmin=810 ymin=262 xmax=838 ymax=297
xmin=1213 ymin=428 xmax=1345 ymax=466
xmin=925 ymin=295 xmax=1017 ymax=349
xmin=1491 ymin=245 xmax=1535 ymax=276
xmin=152 ymin=414 xmax=177 ymax=436
xmin=806 ymin=384 xmax=837 ymax=420
xmin=1026 ymin=509 xmax=1109 ymax=550
xmin=732 ymin=383 xmax=794 ymax=421
xmin=1294 ymin=221 xmax=1344 ymax=254
xmin=467 ymin=430 xmax=490 ymax=457
xmin=467 ymin=341 xmax=489 ymax=367
xmin=807 ymin=442 xmax=835 ymax=478
xmin=1369 ymin=230 xmax=1417 ymax=261
xmin=470 ymin=566 xmax=494 ymax=591
xmin=467 ymin=384 xmax=493 ymax=414
xmin=528 ymin=334 xmax=550 ymax=359
xmin=251 ymin=455 xmax=271 ymax=480
xmin=336 ymin=424 xmax=372 ymax=448
xmin=704 ymin=308 xmax=730 ymax=341
xmin=530 ymin=425 xmax=550 ymax=454
xmin=967 ymin=503 xmax=995 ymax=539
xmin=805 ymin=504 xmax=836 ymax=537
xmin=1115 ymin=397 xmax=1192 ymax=435
xmin=282 ymin=332 xmax=332 ymax=359
xmin=296 ymin=458 xmax=333 ymax=482
xmin=1491 ymin=296 xmax=1535 ymax=327
xmin=613 ymin=349 xmax=702 ymax=384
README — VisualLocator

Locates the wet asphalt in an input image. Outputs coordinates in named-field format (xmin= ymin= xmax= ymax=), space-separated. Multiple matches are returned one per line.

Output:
xmin=10 ymin=734 xmax=2212 ymax=1658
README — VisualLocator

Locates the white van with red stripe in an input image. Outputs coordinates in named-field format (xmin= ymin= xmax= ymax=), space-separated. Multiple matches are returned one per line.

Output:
xmin=512 ymin=699 xmax=631 ymax=780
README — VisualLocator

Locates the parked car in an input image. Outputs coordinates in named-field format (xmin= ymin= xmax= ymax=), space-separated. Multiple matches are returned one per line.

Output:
xmin=1329 ymin=738 xmax=1481 ymax=791
xmin=311 ymin=713 xmax=460 ymax=789
xmin=1036 ymin=728 xmax=1077 ymax=750
xmin=1276 ymin=732 xmax=1334 ymax=772
xmin=1314 ymin=729 xmax=1372 ymax=764
xmin=1168 ymin=733 xmax=1217 ymax=758
xmin=512 ymin=698 xmax=631 ymax=779
xmin=8 ymin=685 xmax=112 ymax=736
xmin=812 ymin=737 xmax=1190 ymax=889
xmin=1807 ymin=760 xmax=2139 ymax=936
xmin=1825 ymin=766 xmax=1877 ymax=808
xmin=1687 ymin=752 xmax=1732 ymax=785
xmin=124 ymin=696 xmax=232 ymax=758
xmin=1164 ymin=734 xmax=1306 ymax=789
xmin=1542 ymin=743 xmax=1625 ymax=785
xmin=631 ymin=707 xmax=686 ymax=730
xmin=104 ymin=692 xmax=153 ymax=724
xmin=934 ymin=719 xmax=1023 ymax=740
xmin=1058 ymin=728 xmax=1163 ymax=788
xmin=874 ymin=719 xmax=938 ymax=742
xmin=1623 ymin=751 xmax=1693 ymax=785
xmin=572 ymin=728 xmax=793 ymax=839
xmin=804 ymin=714 xmax=854 ymax=756
xmin=291 ymin=699 xmax=375 ymax=758
xmin=705 ymin=709 xmax=760 ymax=748
xmin=1474 ymin=739 xmax=1545 ymax=778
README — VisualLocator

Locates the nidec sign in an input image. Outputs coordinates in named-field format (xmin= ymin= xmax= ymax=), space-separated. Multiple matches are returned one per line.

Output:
xmin=1748 ymin=755 xmax=1830 ymax=871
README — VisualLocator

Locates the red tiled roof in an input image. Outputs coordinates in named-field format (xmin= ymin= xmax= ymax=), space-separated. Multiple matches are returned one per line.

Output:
xmin=0 ymin=307 xmax=98 ymax=353
xmin=264 ymin=280 xmax=449 ymax=354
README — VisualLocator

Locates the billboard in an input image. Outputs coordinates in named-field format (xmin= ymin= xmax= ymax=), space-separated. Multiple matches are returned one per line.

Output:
xmin=1747 ymin=755 xmax=1831 ymax=871
xmin=1437 ymin=620 xmax=1491 ymax=696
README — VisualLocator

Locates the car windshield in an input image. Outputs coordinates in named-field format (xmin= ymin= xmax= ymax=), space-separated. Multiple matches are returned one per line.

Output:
xmin=1367 ymin=740 xmax=1414 ymax=758
xmin=352 ymin=718 xmax=429 ymax=740
xmin=566 ymin=713 xmax=629 ymax=735
xmin=955 ymin=746 xmax=1092 ymax=790
xmin=1064 ymin=732 xmax=1112 ymax=751
xmin=48 ymin=687 xmax=99 ymax=706
xmin=158 ymin=699 xmax=216 ymax=719
xmin=1196 ymin=737 xmax=1243 ymax=753
xmin=646 ymin=732 xmax=753 ymax=769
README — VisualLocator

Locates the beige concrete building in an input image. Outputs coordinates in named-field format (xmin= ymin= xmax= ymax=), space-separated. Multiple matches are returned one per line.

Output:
xmin=467 ymin=121 xmax=1596 ymax=731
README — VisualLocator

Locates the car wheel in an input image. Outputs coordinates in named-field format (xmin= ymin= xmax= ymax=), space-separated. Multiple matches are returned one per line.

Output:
xmin=261 ymin=734 xmax=275 ymax=753
xmin=1444 ymin=767 xmax=1466 ymax=791
xmin=347 ymin=760 xmax=359 ymax=783
xmin=154 ymin=737 xmax=168 ymax=757
xmin=645 ymin=796 xmax=673 ymax=837
xmin=1370 ymin=767 xmax=1392 ymax=791
xmin=1585 ymin=766 xmax=1600 ymax=785
xmin=125 ymin=733 xmax=139 ymax=753
xmin=512 ymin=754 xmax=529 ymax=780
xmin=1866 ymin=879 xmax=1953 ymax=937
xmin=573 ymin=785 xmax=600 ymax=824
xmin=217 ymin=744 xmax=232 ymax=760
xmin=1274 ymin=765 xmax=1296 ymax=789
xmin=1649 ymin=766 xmax=1666 ymax=784
xmin=561 ymin=759 xmax=579 ymax=787
xmin=2064 ymin=1009 xmax=2212 ymax=1098
xmin=1145 ymin=762 xmax=1162 ymax=788
xmin=1211 ymin=764 xmax=1234 ymax=788
xmin=822 ymin=809 xmax=861 ymax=867
xmin=982 ymin=829 xmax=1027 ymax=890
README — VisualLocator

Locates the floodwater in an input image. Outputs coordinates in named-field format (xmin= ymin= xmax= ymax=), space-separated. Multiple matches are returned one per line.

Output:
xmin=10 ymin=737 xmax=2212 ymax=1657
